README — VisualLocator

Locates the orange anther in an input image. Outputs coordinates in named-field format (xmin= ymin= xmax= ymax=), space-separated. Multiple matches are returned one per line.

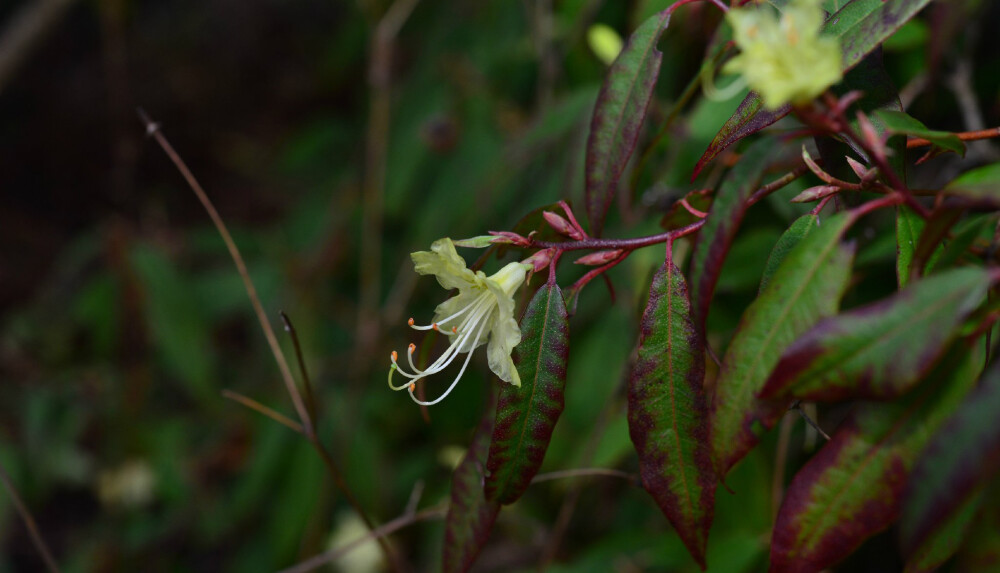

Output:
xmin=432 ymin=323 xmax=439 ymax=331
xmin=391 ymin=351 xmax=398 ymax=361
xmin=452 ymin=326 xmax=458 ymax=333
xmin=408 ymin=343 xmax=416 ymax=352
xmin=408 ymin=383 xmax=415 ymax=392
xmin=407 ymin=317 xmax=415 ymax=326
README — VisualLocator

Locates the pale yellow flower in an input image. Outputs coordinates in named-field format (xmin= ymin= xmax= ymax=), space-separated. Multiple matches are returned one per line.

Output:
xmin=723 ymin=0 xmax=842 ymax=109
xmin=389 ymin=238 xmax=530 ymax=405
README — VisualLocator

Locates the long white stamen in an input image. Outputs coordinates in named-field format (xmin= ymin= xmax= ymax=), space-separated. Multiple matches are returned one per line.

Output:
xmin=408 ymin=291 xmax=490 ymax=331
xmin=399 ymin=294 xmax=494 ymax=378
xmin=408 ymin=314 xmax=488 ymax=406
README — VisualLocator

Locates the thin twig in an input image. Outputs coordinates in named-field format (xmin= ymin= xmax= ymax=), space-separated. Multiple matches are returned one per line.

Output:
xmin=280 ymin=312 xmax=318 ymax=424
xmin=137 ymin=109 xmax=402 ymax=572
xmin=531 ymin=468 xmax=638 ymax=484
xmin=277 ymin=505 xmax=448 ymax=573
xmin=0 ymin=0 xmax=82 ymax=94
xmin=790 ymin=401 xmax=831 ymax=441
xmin=0 ymin=458 xmax=61 ymax=573
xmin=136 ymin=108 xmax=313 ymax=435
xmin=907 ymin=127 xmax=1000 ymax=149
xmin=221 ymin=389 xmax=304 ymax=434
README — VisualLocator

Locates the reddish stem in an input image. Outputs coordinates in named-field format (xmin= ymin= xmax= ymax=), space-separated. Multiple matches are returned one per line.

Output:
xmin=908 ymin=126 xmax=1000 ymax=148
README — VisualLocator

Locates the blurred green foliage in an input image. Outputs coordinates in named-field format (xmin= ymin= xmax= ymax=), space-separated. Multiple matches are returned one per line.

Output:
xmin=1 ymin=0 xmax=998 ymax=571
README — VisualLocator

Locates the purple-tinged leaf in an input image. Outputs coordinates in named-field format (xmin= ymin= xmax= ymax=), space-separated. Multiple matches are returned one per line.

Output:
xmin=484 ymin=283 xmax=569 ymax=504
xmin=769 ymin=344 xmax=981 ymax=573
xmin=833 ymin=0 xmax=935 ymax=73
xmin=585 ymin=10 xmax=671 ymax=235
xmin=711 ymin=211 xmax=856 ymax=478
xmin=691 ymin=94 xmax=790 ymax=180
xmin=695 ymin=0 xmax=932 ymax=176
xmin=759 ymin=214 xmax=818 ymax=295
xmin=760 ymin=267 xmax=992 ymax=402
xmin=443 ymin=413 xmax=501 ymax=573
xmin=690 ymin=140 xmax=781 ymax=331
xmin=955 ymin=485 xmax=1000 ymax=571
xmin=900 ymin=359 xmax=1000 ymax=564
xmin=942 ymin=162 xmax=1000 ymax=208
xmin=902 ymin=488 xmax=983 ymax=573
xmin=628 ymin=256 xmax=714 ymax=569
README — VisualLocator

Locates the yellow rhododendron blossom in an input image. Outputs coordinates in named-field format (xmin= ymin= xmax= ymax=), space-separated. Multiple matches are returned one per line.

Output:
xmin=723 ymin=0 xmax=842 ymax=109
xmin=389 ymin=238 xmax=530 ymax=406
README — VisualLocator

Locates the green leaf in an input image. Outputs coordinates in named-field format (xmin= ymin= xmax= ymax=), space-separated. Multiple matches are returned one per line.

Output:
xmin=875 ymin=109 xmax=965 ymax=156
xmin=759 ymin=214 xmax=818 ymax=295
xmin=628 ymin=256 xmax=714 ymax=569
xmin=691 ymin=95 xmax=789 ymax=179
xmin=900 ymin=358 xmax=1000 ymax=563
xmin=690 ymin=140 xmax=781 ymax=331
xmin=485 ymin=283 xmax=569 ymax=504
xmin=908 ymin=205 xmax=959 ymax=282
xmin=585 ymin=10 xmax=671 ymax=235
xmin=896 ymin=205 xmax=924 ymax=288
xmin=760 ymin=267 xmax=992 ymax=402
xmin=903 ymin=488 xmax=984 ymax=573
xmin=443 ymin=412 xmax=501 ymax=573
xmin=943 ymin=162 xmax=1000 ymax=207
xmin=769 ymin=344 xmax=981 ymax=572
xmin=711 ymin=211 xmax=856 ymax=478
xmin=827 ymin=0 xmax=933 ymax=70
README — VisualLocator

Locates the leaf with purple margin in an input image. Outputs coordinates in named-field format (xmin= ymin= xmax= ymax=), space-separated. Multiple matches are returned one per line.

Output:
xmin=585 ymin=10 xmax=671 ymax=235
xmin=443 ymin=412 xmax=500 ymax=573
xmin=759 ymin=214 xmax=818 ymax=295
xmin=902 ymin=488 xmax=983 ymax=573
xmin=690 ymin=139 xmax=780 ymax=332
xmin=900 ymin=358 xmax=1000 ymax=566
xmin=907 ymin=204 xmax=957 ymax=282
xmin=956 ymin=485 xmax=1000 ymax=571
xmin=694 ymin=0 xmax=932 ymax=176
xmin=711 ymin=211 xmax=856 ymax=478
xmin=769 ymin=343 xmax=981 ymax=573
xmin=628 ymin=255 xmax=714 ymax=569
xmin=760 ymin=267 xmax=991 ymax=402
xmin=691 ymin=95 xmax=789 ymax=180
xmin=484 ymin=283 xmax=568 ymax=505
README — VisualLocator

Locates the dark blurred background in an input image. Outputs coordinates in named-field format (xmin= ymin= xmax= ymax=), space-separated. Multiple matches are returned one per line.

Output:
xmin=1 ymin=0 xmax=998 ymax=571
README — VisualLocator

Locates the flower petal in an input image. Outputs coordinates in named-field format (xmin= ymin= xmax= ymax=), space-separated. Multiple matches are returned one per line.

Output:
xmin=411 ymin=238 xmax=479 ymax=291
xmin=487 ymin=313 xmax=522 ymax=386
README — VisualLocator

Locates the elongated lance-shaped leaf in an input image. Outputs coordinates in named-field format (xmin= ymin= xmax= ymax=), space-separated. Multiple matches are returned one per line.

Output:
xmin=689 ymin=139 xmax=780 ymax=332
xmin=711 ymin=211 xmax=856 ymax=478
xmin=900 ymin=358 xmax=1000 ymax=563
xmin=875 ymin=109 xmax=965 ymax=157
xmin=628 ymin=255 xmax=714 ymax=569
xmin=692 ymin=94 xmax=789 ymax=179
xmin=443 ymin=412 xmax=501 ymax=573
xmin=769 ymin=344 xmax=981 ymax=573
xmin=896 ymin=205 xmax=923 ymax=288
xmin=760 ymin=267 xmax=992 ymax=403
xmin=907 ymin=205 xmax=958 ymax=283
xmin=902 ymin=488 xmax=984 ymax=573
xmin=695 ymin=0 xmax=932 ymax=176
xmin=955 ymin=485 xmax=1000 ymax=570
xmin=759 ymin=214 xmax=818 ymax=295
xmin=484 ymin=283 xmax=569 ymax=504
xmin=585 ymin=10 xmax=670 ymax=235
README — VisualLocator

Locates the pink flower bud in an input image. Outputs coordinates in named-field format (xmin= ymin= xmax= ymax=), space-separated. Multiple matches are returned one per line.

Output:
xmin=543 ymin=210 xmax=585 ymax=239
xmin=522 ymin=248 xmax=556 ymax=273
xmin=488 ymin=231 xmax=531 ymax=247
xmin=574 ymin=249 xmax=624 ymax=266
xmin=791 ymin=185 xmax=841 ymax=203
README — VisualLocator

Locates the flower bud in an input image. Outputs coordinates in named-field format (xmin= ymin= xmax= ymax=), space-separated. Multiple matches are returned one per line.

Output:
xmin=543 ymin=211 xmax=585 ymax=239
xmin=575 ymin=249 xmax=624 ymax=266
xmin=522 ymin=248 xmax=556 ymax=273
